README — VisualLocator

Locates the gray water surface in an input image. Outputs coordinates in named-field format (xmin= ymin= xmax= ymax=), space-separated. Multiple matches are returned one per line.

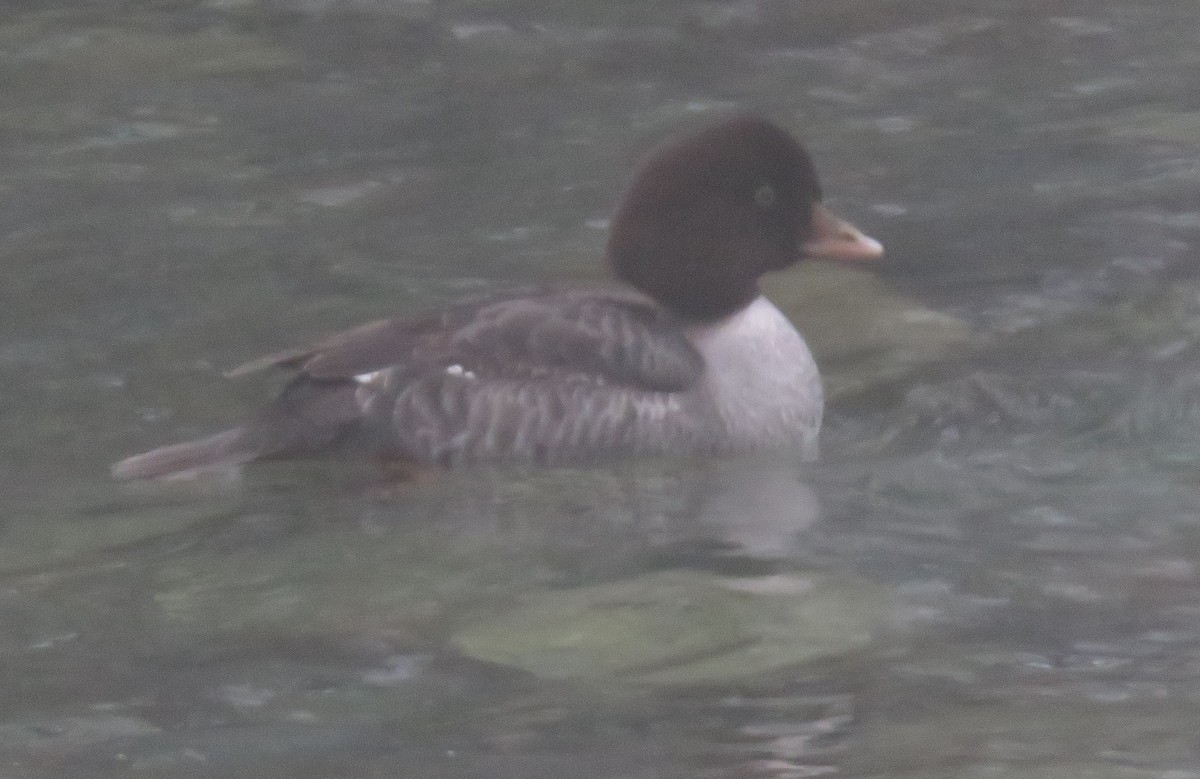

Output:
xmin=4 ymin=0 xmax=1200 ymax=776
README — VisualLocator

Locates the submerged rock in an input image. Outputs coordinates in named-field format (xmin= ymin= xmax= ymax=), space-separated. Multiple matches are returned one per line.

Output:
xmin=778 ymin=264 xmax=976 ymax=402
xmin=452 ymin=569 xmax=890 ymax=684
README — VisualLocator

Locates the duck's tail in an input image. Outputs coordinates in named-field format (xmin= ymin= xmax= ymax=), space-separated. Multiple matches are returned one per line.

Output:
xmin=111 ymin=378 xmax=363 ymax=480
xmin=111 ymin=427 xmax=255 ymax=480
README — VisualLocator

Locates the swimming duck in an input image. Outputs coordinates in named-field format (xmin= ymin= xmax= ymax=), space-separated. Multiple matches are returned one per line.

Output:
xmin=113 ymin=114 xmax=882 ymax=479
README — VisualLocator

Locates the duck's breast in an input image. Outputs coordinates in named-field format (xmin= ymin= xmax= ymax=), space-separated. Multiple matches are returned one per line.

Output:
xmin=685 ymin=296 xmax=822 ymax=459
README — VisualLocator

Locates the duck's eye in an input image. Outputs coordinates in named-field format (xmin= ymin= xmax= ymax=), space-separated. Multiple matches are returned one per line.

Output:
xmin=754 ymin=183 xmax=776 ymax=209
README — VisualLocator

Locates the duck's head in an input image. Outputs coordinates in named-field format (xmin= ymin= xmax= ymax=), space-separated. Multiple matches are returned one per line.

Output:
xmin=607 ymin=114 xmax=883 ymax=321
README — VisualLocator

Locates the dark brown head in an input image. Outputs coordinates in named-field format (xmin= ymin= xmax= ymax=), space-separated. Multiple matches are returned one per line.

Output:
xmin=606 ymin=114 xmax=882 ymax=321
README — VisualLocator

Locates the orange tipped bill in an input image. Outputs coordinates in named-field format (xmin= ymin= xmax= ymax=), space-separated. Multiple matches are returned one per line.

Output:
xmin=801 ymin=204 xmax=884 ymax=261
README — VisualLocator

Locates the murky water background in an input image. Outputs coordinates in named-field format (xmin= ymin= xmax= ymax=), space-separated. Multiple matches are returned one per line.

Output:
xmin=4 ymin=0 xmax=1200 ymax=776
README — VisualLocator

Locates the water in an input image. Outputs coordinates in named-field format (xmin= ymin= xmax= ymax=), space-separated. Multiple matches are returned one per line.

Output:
xmin=4 ymin=0 xmax=1200 ymax=776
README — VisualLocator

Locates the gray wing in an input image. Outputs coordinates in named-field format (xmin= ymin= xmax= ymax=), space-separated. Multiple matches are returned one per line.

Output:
xmin=359 ymin=289 xmax=709 ymax=465
xmin=374 ymin=371 xmax=704 ymax=467
xmin=230 ymin=287 xmax=703 ymax=392
xmin=232 ymin=288 xmax=709 ymax=466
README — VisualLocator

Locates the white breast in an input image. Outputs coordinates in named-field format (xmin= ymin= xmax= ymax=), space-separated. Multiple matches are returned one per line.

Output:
xmin=686 ymin=296 xmax=823 ymax=459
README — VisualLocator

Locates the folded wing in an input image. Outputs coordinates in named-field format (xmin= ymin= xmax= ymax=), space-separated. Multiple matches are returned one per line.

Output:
xmin=236 ymin=287 xmax=708 ymax=467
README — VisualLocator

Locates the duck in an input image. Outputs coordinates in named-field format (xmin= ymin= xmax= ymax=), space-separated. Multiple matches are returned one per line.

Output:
xmin=112 ymin=114 xmax=882 ymax=480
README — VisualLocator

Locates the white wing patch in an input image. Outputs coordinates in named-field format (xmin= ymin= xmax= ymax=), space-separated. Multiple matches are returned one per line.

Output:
xmin=445 ymin=364 xmax=477 ymax=380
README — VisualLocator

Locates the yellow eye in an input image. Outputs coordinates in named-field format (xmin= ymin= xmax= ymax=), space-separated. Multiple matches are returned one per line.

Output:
xmin=754 ymin=183 xmax=776 ymax=208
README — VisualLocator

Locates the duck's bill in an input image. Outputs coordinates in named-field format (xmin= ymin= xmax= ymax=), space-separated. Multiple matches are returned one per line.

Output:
xmin=801 ymin=204 xmax=884 ymax=261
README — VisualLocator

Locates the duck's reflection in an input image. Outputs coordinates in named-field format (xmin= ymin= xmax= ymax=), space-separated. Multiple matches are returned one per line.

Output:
xmin=688 ymin=457 xmax=822 ymax=559
xmin=394 ymin=455 xmax=824 ymax=567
